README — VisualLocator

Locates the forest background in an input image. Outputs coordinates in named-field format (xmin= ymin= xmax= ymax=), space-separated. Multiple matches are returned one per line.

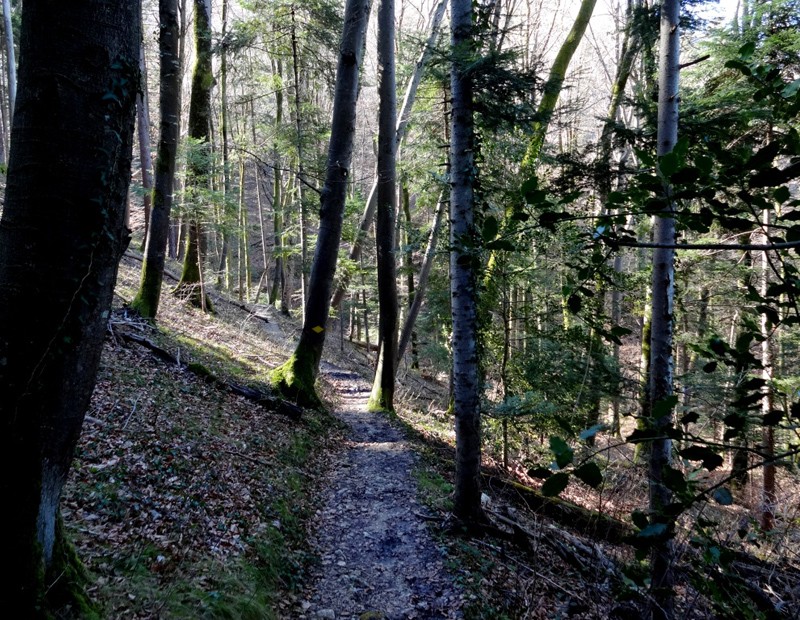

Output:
xmin=0 ymin=0 xmax=799 ymax=618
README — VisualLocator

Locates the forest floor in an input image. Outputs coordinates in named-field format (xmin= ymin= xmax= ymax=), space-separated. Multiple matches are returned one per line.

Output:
xmin=60 ymin=255 xmax=800 ymax=619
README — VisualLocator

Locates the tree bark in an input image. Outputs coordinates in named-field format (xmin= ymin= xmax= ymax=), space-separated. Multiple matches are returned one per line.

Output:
xmin=522 ymin=0 xmax=598 ymax=169
xmin=271 ymin=0 xmax=372 ymax=405
xmin=761 ymin=208 xmax=776 ymax=532
xmin=647 ymin=0 xmax=681 ymax=617
xmin=138 ymin=42 xmax=155 ymax=251
xmin=0 ymin=1 xmax=139 ymax=610
xmin=330 ymin=0 xmax=447 ymax=309
xmin=2 ymin=0 xmax=15 ymax=121
xmin=368 ymin=0 xmax=399 ymax=412
xmin=175 ymin=0 xmax=213 ymax=310
xmin=397 ymin=191 xmax=446 ymax=365
xmin=131 ymin=0 xmax=182 ymax=320
xmin=450 ymin=0 xmax=483 ymax=524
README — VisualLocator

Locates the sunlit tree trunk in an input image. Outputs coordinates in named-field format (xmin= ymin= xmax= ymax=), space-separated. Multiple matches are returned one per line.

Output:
xmin=0 ymin=1 xmax=139 ymax=610
xmin=450 ymin=0 xmax=483 ymax=524
xmin=271 ymin=0 xmax=372 ymax=405
xmin=217 ymin=0 xmax=232 ymax=287
xmin=522 ymin=0 xmax=598 ymax=169
xmin=2 ymin=0 xmax=15 ymax=121
xmin=131 ymin=0 xmax=182 ymax=319
xmin=647 ymin=0 xmax=680 ymax=617
xmin=290 ymin=4 xmax=309 ymax=312
xmin=137 ymin=43 xmax=154 ymax=249
xmin=397 ymin=191 xmax=446 ymax=366
xmin=175 ymin=0 xmax=213 ymax=311
xmin=369 ymin=0 xmax=399 ymax=412
xmin=331 ymin=0 xmax=447 ymax=308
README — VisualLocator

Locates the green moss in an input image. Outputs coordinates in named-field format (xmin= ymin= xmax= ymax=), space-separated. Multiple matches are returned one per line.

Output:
xmin=187 ymin=361 xmax=213 ymax=378
xmin=269 ymin=348 xmax=320 ymax=408
xmin=367 ymin=387 xmax=391 ymax=413
xmin=46 ymin=517 xmax=100 ymax=620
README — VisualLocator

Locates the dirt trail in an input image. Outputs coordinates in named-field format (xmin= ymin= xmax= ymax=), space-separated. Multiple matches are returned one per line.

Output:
xmin=297 ymin=362 xmax=463 ymax=620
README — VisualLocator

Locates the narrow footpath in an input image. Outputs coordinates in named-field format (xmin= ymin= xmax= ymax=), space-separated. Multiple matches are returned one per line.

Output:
xmin=297 ymin=362 xmax=463 ymax=620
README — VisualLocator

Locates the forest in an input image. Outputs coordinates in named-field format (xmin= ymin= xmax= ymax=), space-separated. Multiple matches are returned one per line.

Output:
xmin=0 ymin=0 xmax=798 ymax=618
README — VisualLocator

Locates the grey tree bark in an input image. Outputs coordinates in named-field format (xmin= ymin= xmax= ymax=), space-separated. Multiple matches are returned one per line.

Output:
xmin=368 ymin=0 xmax=399 ymax=412
xmin=396 ymin=191 xmax=446 ymax=365
xmin=271 ymin=0 xmax=372 ymax=405
xmin=137 ymin=43 xmax=154 ymax=249
xmin=330 ymin=0 xmax=447 ymax=308
xmin=2 ymin=0 xmax=15 ymax=121
xmin=175 ymin=0 xmax=214 ymax=311
xmin=132 ymin=0 xmax=183 ymax=319
xmin=0 ymin=0 xmax=139 ymax=610
xmin=450 ymin=0 xmax=483 ymax=524
xmin=647 ymin=0 xmax=680 ymax=617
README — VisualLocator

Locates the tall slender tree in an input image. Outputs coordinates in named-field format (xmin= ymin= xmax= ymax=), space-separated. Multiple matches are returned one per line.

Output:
xmin=271 ymin=0 xmax=372 ymax=404
xmin=132 ymin=0 xmax=183 ymax=319
xmin=450 ymin=0 xmax=483 ymax=524
xmin=647 ymin=0 xmax=680 ymax=617
xmin=368 ymin=0 xmax=399 ymax=412
xmin=2 ymin=0 xmax=15 ymax=121
xmin=330 ymin=0 xmax=447 ymax=308
xmin=175 ymin=0 xmax=214 ymax=310
xmin=0 ymin=0 xmax=140 ymax=610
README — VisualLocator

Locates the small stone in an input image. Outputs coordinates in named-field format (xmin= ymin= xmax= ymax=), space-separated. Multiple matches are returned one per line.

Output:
xmin=317 ymin=610 xmax=335 ymax=620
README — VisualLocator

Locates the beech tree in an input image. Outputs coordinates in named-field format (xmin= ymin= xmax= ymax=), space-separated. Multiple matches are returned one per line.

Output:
xmin=174 ymin=0 xmax=213 ymax=310
xmin=132 ymin=0 xmax=182 ymax=319
xmin=368 ymin=0 xmax=399 ymax=412
xmin=271 ymin=0 xmax=371 ymax=404
xmin=0 ymin=0 xmax=140 ymax=611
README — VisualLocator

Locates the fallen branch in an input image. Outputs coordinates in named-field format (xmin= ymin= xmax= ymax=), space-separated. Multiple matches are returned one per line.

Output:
xmin=111 ymin=325 xmax=302 ymax=420
xmin=482 ymin=473 xmax=634 ymax=544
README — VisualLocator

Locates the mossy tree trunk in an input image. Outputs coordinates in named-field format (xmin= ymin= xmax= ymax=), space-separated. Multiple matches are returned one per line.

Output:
xmin=0 ymin=0 xmax=139 ymax=611
xmin=271 ymin=0 xmax=372 ymax=405
xmin=132 ymin=0 xmax=182 ymax=320
xmin=174 ymin=0 xmax=213 ymax=311
xmin=368 ymin=0 xmax=399 ymax=412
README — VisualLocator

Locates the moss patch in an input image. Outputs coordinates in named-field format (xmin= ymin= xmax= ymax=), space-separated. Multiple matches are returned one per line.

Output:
xmin=270 ymin=348 xmax=321 ymax=408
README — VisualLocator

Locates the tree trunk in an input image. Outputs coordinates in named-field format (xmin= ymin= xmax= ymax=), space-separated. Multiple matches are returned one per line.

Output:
xmin=368 ymin=0 xmax=399 ymax=412
xmin=761 ymin=208 xmax=776 ymax=532
xmin=330 ymin=0 xmax=447 ymax=309
xmin=131 ymin=0 xmax=182 ymax=320
xmin=0 ymin=1 xmax=139 ymax=611
xmin=290 ymin=5 xmax=309 ymax=312
xmin=137 ymin=43 xmax=154 ymax=250
xmin=270 ymin=0 xmax=372 ymax=405
xmin=522 ymin=0 xmax=598 ymax=169
xmin=216 ymin=0 xmax=232 ymax=288
xmin=450 ymin=0 xmax=483 ymax=524
xmin=175 ymin=0 xmax=213 ymax=311
xmin=396 ymin=191 xmax=446 ymax=369
xmin=2 ymin=0 xmax=15 ymax=122
xmin=647 ymin=0 xmax=681 ymax=617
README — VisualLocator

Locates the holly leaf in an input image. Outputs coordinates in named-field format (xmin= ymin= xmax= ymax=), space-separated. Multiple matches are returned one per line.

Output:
xmin=541 ymin=472 xmax=570 ymax=497
xmin=678 ymin=446 xmax=723 ymax=471
xmin=574 ymin=462 xmax=603 ymax=489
